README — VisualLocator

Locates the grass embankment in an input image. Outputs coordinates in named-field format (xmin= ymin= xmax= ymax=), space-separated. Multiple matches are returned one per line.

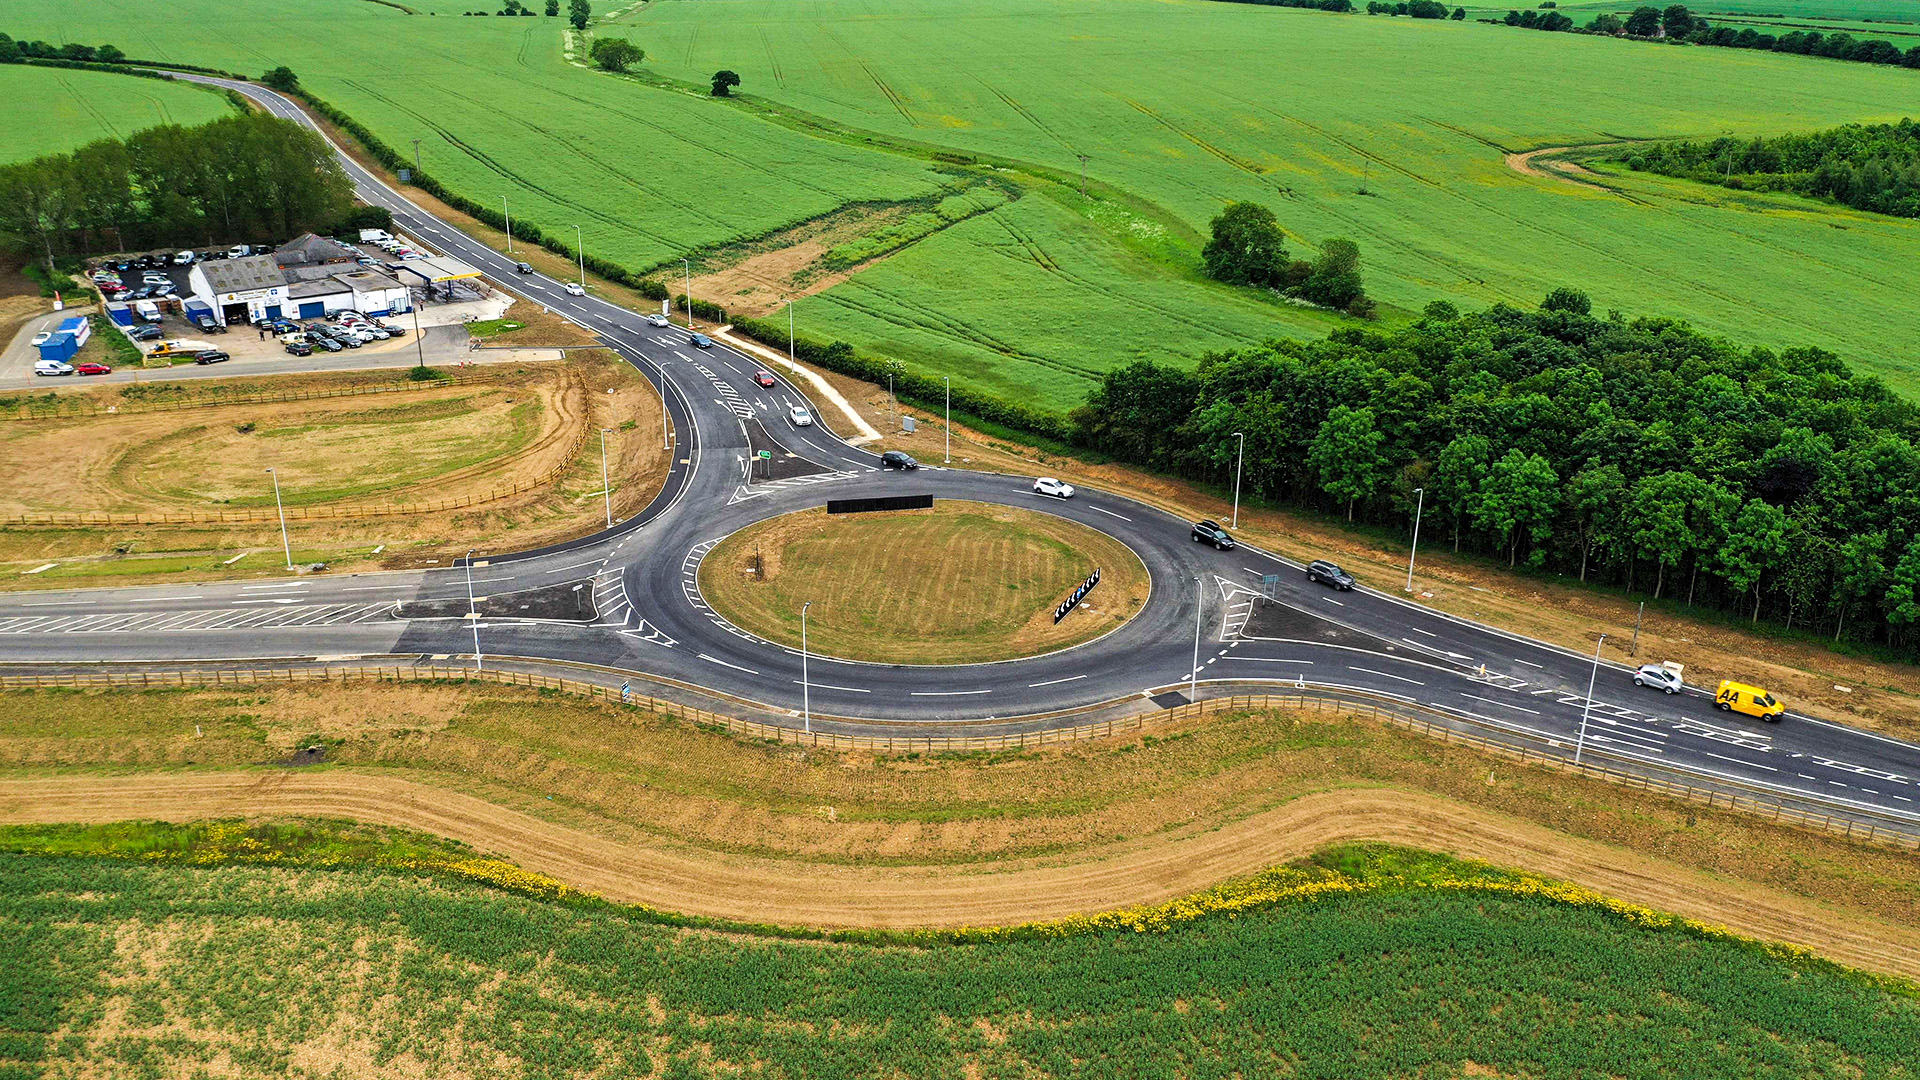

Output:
xmin=0 ymin=355 xmax=667 ymax=586
xmin=698 ymin=502 xmax=1148 ymax=663
xmin=1 ymin=826 xmax=1914 ymax=1078
xmin=2 ymin=682 xmax=1917 ymax=963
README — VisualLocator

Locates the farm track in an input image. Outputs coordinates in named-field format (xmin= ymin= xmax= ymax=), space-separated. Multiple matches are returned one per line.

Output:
xmin=4 ymin=771 xmax=1915 ymax=979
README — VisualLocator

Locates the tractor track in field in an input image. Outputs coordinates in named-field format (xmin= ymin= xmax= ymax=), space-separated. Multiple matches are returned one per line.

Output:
xmin=973 ymin=76 xmax=1076 ymax=156
xmin=4 ymin=772 xmax=1916 ymax=980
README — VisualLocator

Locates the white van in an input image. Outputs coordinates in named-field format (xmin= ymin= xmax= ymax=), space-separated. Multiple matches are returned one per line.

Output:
xmin=359 ymin=229 xmax=394 ymax=244
xmin=134 ymin=300 xmax=162 ymax=323
xmin=227 ymin=244 xmax=251 ymax=259
xmin=35 ymin=359 xmax=74 ymax=376
xmin=173 ymin=250 xmax=196 ymax=265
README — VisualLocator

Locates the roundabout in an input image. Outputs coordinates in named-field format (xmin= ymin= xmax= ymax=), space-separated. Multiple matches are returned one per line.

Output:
xmin=696 ymin=500 xmax=1149 ymax=665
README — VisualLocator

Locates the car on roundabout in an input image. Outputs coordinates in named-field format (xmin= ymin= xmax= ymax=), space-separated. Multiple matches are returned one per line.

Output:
xmin=515 ymin=262 xmax=533 ymax=274
xmin=643 ymin=313 xmax=671 ymax=328
xmin=1033 ymin=477 xmax=1075 ymax=499
xmin=1191 ymin=520 xmax=1235 ymax=549
xmin=563 ymin=281 xmax=586 ymax=296
xmin=789 ymin=404 xmax=815 ymax=427
xmin=881 ymin=450 xmax=919 ymax=470
xmin=1307 ymin=560 xmax=1356 ymax=590
xmin=690 ymin=333 xmax=713 ymax=349
xmin=1633 ymin=663 xmax=1684 ymax=694
xmin=755 ymin=369 xmax=777 ymax=388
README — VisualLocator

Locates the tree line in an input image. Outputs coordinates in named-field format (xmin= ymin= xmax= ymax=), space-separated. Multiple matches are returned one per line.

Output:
xmin=1619 ymin=119 xmax=1920 ymax=219
xmin=1203 ymin=201 xmax=1375 ymax=318
xmin=1498 ymin=3 xmax=1920 ymax=69
xmin=1366 ymin=2 xmax=1465 ymax=19
xmin=1205 ymin=0 xmax=1356 ymax=13
xmin=0 ymin=111 xmax=354 ymax=265
xmin=1069 ymin=290 xmax=1920 ymax=653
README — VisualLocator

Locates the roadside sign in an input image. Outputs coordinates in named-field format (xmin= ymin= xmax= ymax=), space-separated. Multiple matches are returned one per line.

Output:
xmin=620 ymin=679 xmax=631 ymax=703
xmin=398 ymin=168 xmax=411 ymax=184
xmin=902 ymin=416 xmax=916 ymax=433
xmin=661 ymin=299 xmax=670 ymax=316
xmin=758 ymin=450 xmax=772 ymax=459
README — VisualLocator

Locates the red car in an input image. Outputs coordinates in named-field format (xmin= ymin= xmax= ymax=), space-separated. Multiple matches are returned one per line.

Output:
xmin=74 ymin=362 xmax=112 ymax=376
xmin=754 ymin=370 xmax=777 ymax=388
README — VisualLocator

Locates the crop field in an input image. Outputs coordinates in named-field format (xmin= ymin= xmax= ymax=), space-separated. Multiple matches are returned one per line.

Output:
xmin=2 ymin=833 xmax=1917 ymax=1078
xmin=0 ymin=63 xmax=232 ymax=163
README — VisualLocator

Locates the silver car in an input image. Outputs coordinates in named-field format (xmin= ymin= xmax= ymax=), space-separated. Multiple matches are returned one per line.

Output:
xmin=789 ymin=405 xmax=814 ymax=427
xmin=1633 ymin=664 xmax=1683 ymax=694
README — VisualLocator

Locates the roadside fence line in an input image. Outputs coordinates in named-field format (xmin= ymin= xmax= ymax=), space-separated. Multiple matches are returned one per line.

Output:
xmin=2 ymin=665 xmax=1915 ymax=853
xmin=0 ymin=371 xmax=500 ymax=423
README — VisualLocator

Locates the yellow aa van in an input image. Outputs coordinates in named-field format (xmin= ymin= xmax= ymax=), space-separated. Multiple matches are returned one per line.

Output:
xmin=1714 ymin=680 xmax=1784 ymax=722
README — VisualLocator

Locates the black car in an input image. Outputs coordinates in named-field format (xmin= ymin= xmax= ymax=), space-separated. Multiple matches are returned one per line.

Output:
xmin=193 ymin=350 xmax=230 ymax=365
xmin=127 ymin=324 xmax=163 ymax=341
xmin=310 ymin=335 xmax=343 ymax=353
xmin=284 ymin=340 xmax=314 ymax=356
xmin=1307 ymin=560 xmax=1356 ymax=590
xmin=1191 ymin=520 xmax=1235 ymax=550
xmin=880 ymin=450 xmax=919 ymax=470
xmin=515 ymin=262 xmax=533 ymax=274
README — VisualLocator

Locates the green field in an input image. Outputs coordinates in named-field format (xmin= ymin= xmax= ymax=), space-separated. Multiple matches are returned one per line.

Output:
xmin=8 ymin=0 xmax=1920 ymax=410
xmin=4 ymin=833 xmax=1917 ymax=1078
xmin=0 ymin=63 xmax=232 ymax=163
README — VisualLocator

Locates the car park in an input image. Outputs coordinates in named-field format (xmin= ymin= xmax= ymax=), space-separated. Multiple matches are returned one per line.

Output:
xmin=74 ymin=362 xmax=112 ymax=376
xmin=1191 ymin=520 xmax=1235 ymax=549
xmin=1306 ymin=560 xmax=1356 ymax=590
xmin=644 ymin=313 xmax=670 ymax=327
xmin=193 ymin=350 xmax=230 ymax=365
xmin=1715 ymin=680 xmax=1784 ymax=721
xmin=563 ymin=281 xmax=586 ymax=296
xmin=1633 ymin=663 xmax=1684 ymax=694
xmin=34 ymin=359 xmax=73 ymax=376
xmin=880 ymin=450 xmax=919 ymax=470
xmin=789 ymin=405 xmax=814 ymax=427
xmin=690 ymin=333 xmax=713 ymax=348
xmin=755 ymin=370 xmax=777 ymax=387
xmin=1033 ymin=477 xmax=1075 ymax=499
xmin=515 ymin=262 xmax=533 ymax=274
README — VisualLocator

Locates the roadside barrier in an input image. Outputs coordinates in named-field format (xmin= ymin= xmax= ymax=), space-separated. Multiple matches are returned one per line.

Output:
xmin=2 ymin=664 xmax=1915 ymax=852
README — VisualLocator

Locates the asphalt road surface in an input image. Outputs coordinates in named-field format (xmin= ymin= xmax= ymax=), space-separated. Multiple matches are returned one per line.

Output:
xmin=2 ymin=73 xmax=1917 ymax=836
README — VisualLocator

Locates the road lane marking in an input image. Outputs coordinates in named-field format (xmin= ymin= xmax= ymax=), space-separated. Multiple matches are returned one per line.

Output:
xmin=1028 ymin=674 xmax=1088 ymax=687
xmin=1088 ymin=506 xmax=1131 ymax=521
xmin=1460 ymin=693 xmax=1538 ymax=715
xmin=1348 ymin=666 xmax=1424 ymax=686
xmin=1408 ymin=627 xmax=1437 ymax=637
xmin=241 ymin=583 xmax=307 ymax=591
xmin=127 ymin=596 xmax=203 ymax=602
xmin=1512 ymin=658 xmax=1544 ymax=668
xmin=1320 ymin=597 xmax=1344 ymax=606
xmin=697 ymin=653 xmax=758 ymax=675
xmin=1223 ymin=657 xmax=1313 ymax=664
xmin=21 ymin=601 xmax=90 ymax=607
xmin=234 ymin=599 xmax=300 ymax=605
xmin=343 ymin=585 xmax=415 ymax=591
xmin=911 ymin=689 xmax=992 ymax=696
xmin=792 ymin=680 xmax=869 ymax=693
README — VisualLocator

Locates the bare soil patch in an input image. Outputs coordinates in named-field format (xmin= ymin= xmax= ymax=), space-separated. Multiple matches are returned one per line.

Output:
xmin=688 ymin=201 xmax=918 ymax=319
xmin=699 ymin=501 xmax=1148 ymax=663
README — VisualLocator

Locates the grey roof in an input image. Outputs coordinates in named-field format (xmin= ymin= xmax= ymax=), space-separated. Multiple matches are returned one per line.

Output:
xmin=288 ymin=278 xmax=352 ymax=299
xmin=336 ymin=269 xmax=404 ymax=291
xmin=197 ymin=255 xmax=283 ymax=294
xmin=281 ymin=263 xmax=341 ymax=283
xmin=275 ymin=232 xmax=358 ymax=266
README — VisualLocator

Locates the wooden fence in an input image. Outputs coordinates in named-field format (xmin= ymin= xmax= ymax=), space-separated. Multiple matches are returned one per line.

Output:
xmin=2 ymin=663 xmax=1915 ymax=852
xmin=0 ymin=372 xmax=496 ymax=423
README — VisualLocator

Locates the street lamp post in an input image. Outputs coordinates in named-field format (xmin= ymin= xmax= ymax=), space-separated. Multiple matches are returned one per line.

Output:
xmin=503 ymin=196 xmax=513 ymax=254
xmin=1405 ymin=487 xmax=1425 ymax=593
xmin=266 ymin=468 xmax=291 ymax=570
xmin=1574 ymin=633 xmax=1606 ymax=766
xmin=1190 ymin=575 xmax=1203 ymax=703
xmin=787 ymin=296 xmax=794 ymax=362
xmin=465 ymin=548 xmax=483 ymax=671
xmin=682 ymin=258 xmax=694 ymax=330
xmin=573 ymin=225 xmax=585 ymax=288
xmin=801 ymin=601 xmax=812 ymax=735
xmin=943 ymin=376 xmax=951 ymax=464
xmin=599 ymin=427 xmax=613 ymax=528
xmin=1230 ymin=431 xmax=1245 ymax=530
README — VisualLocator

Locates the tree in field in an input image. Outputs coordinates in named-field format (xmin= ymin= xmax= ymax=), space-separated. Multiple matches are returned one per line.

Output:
xmin=1568 ymin=463 xmax=1626 ymax=582
xmin=1299 ymin=238 xmax=1364 ymax=309
xmin=1883 ymin=537 xmax=1920 ymax=642
xmin=710 ymin=69 xmax=741 ymax=96
xmin=1588 ymin=12 xmax=1624 ymax=32
xmin=1718 ymin=499 xmax=1789 ymax=622
xmin=569 ymin=0 xmax=591 ymax=31
xmin=589 ymin=36 xmax=644 ymax=72
xmin=94 ymin=44 xmax=126 ymax=64
xmin=1473 ymin=450 xmax=1559 ymax=566
xmin=1202 ymin=201 xmax=1287 ymax=288
xmin=1540 ymin=286 xmax=1590 ymax=315
xmin=1624 ymin=5 xmax=1662 ymax=34
xmin=1308 ymin=406 xmax=1388 ymax=521
xmin=1832 ymin=532 xmax=1887 ymax=641
xmin=1661 ymin=4 xmax=1694 ymax=36
xmin=1451 ymin=6 xmax=1466 ymax=18
xmin=546 ymin=0 xmax=559 ymax=12
xmin=261 ymin=66 xmax=300 ymax=92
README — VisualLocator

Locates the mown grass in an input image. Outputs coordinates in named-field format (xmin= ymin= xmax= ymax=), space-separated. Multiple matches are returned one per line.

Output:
xmin=0 ymin=829 xmax=1915 ymax=1078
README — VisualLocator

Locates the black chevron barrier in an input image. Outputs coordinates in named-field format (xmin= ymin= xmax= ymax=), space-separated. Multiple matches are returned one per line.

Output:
xmin=1053 ymin=567 xmax=1102 ymax=623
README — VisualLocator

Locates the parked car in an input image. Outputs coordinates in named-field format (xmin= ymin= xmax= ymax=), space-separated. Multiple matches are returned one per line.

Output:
xmin=1191 ymin=520 xmax=1235 ymax=550
xmin=99 ymin=285 xmax=130 ymax=300
xmin=309 ymin=334 xmax=343 ymax=353
xmin=374 ymin=321 xmax=404 ymax=336
xmin=515 ymin=262 xmax=533 ymax=274
xmin=788 ymin=405 xmax=814 ymax=427
xmin=1715 ymin=680 xmax=1784 ymax=722
xmin=127 ymin=324 xmax=162 ymax=341
xmin=151 ymin=282 xmax=176 ymax=296
xmin=689 ymin=333 xmax=713 ymax=349
xmin=563 ymin=281 xmax=586 ymax=296
xmin=1033 ymin=477 xmax=1075 ymax=499
xmin=90 ymin=270 xmax=120 ymax=284
xmin=29 ymin=330 xmax=52 ymax=348
xmin=644 ymin=312 xmax=671 ymax=328
xmin=880 ymin=450 xmax=919 ymax=470
xmin=74 ymin=362 xmax=112 ymax=376
xmin=1633 ymin=663 xmax=1684 ymax=695
xmin=34 ymin=359 xmax=74 ymax=376
xmin=1306 ymin=560 xmax=1356 ymax=590
xmin=192 ymin=350 xmax=230 ymax=365
xmin=754 ymin=370 xmax=777 ymax=388
xmin=191 ymin=314 xmax=222 ymax=333
xmin=173 ymin=250 xmax=196 ymax=265
xmin=226 ymin=244 xmax=250 ymax=259
xmin=284 ymin=340 xmax=314 ymax=356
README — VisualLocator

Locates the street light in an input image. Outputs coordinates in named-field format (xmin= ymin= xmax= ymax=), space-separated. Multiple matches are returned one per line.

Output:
xmin=573 ymin=225 xmax=585 ymax=288
xmin=1190 ymin=575 xmax=1204 ymax=703
xmin=465 ymin=548 xmax=483 ymax=671
xmin=503 ymin=196 xmax=513 ymax=254
xmin=682 ymin=258 xmax=694 ymax=330
xmin=786 ymin=295 xmax=794 ymax=362
xmin=1574 ymin=633 xmax=1606 ymax=766
xmin=1405 ymin=487 xmax=1425 ymax=594
xmin=598 ymin=427 xmax=614 ymax=528
xmin=943 ymin=376 xmax=951 ymax=464
xmin=266 ymin=468 xmax=291 ymax=570
xmin=1230 ymin=431 xmax=1245 ymax=530
xmin=801 ymin=600 xmax=812 ymax=735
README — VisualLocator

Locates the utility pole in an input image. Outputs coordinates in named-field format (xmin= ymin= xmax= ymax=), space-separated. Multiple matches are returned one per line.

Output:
xmin=1630 ymin=601 xmax=1644 ymax=657
xmin=1230 ymin=431 xmax=1245 ymax=530
xmin=1574 ymin=634 xmax=1606 ymax=766
xmin=801 ymin=601 xmax=812 ymax=736
xmin=1405 ymin=487 xmax=1425 ymax=593
xmin=599 ymin=427 xmax=613 ymax=527
xmin=786 ymin=296 xmax=794 ymax=362
xmin=503 ymin=196 xmax=513 ymax=254
xmin=682 ymin=258 xmax=694 ymax=330
xmin=573 ymin=224 xmax=585 ymax=287
xmin=943 ymin=376 xmax=951 ymax=463
xmin=266 ymin=468 xmax=291 ymax=570
xmin=465 ymin=548 xmax=483 ymax=671
xmin=411 ymin=138 xmax=421 ymax=176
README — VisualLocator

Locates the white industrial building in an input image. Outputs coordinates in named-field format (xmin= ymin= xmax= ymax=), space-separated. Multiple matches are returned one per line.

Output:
xmin=186 ymin=238 xmax=415 ymax=326
xmin=188 ymin=256 xmax=289 ymax=326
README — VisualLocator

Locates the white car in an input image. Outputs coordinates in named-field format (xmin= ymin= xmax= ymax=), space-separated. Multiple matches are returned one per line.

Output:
xmin=644 ymin=313 xmax=670 ymax=327
xmin=1633 ymin=664 xmax=1683 ymax=694
xmin=34 ymin=359 xmax=74 ymax=376
xmin=1033 ymin=477 xmax=1075 ymax=499
xmin=788 ymin=405 xmax=814 ymax=427
xmin=141 ymin=273 xmax=172 ymax=285
xmin=30 ymin=330 xmax=52 ymax=348
xmin=173 ymin=251 xmax=196 ymax=265
xmin=563 ymin=282 xmax=586 ymax=296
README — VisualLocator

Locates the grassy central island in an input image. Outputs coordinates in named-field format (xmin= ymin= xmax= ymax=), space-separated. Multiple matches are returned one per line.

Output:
xmin=698 ymin=501 xmax=1148 ymax=664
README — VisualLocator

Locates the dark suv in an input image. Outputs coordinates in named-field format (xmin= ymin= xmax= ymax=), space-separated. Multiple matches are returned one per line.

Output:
xmin=1307 ymin=560 xmax=1355 ymax=590
xmin=1191 ymin=520 xmax=1235 ymax=550
xmin=880 ymin=450 xmax=919 ymax=470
